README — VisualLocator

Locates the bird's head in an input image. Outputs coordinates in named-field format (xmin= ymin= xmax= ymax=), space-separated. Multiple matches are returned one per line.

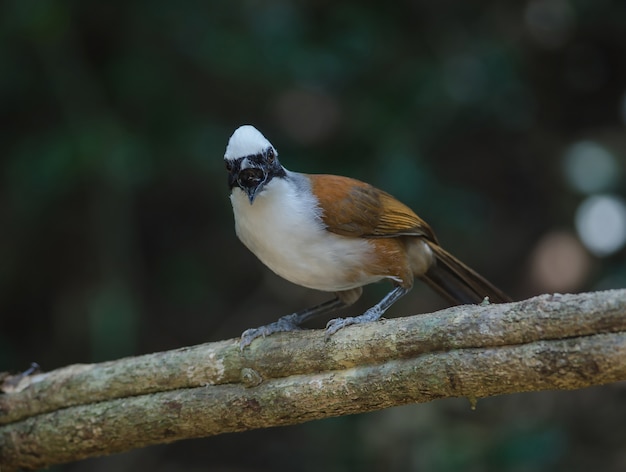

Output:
xmin=224 ymin=125 xmax=285 ymax=204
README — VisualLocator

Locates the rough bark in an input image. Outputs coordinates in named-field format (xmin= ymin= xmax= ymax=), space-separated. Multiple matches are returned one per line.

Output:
xmin=1 ymin=290 xmax=625 ymax=470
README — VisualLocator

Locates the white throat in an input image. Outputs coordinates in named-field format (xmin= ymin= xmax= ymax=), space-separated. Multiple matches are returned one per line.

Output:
xmin=230 ymin=172 xmax=383 ymax=292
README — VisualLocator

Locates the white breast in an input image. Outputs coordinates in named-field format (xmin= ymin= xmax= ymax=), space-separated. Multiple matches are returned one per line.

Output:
xmin=230 ymin=172 xmax=384 ymax=292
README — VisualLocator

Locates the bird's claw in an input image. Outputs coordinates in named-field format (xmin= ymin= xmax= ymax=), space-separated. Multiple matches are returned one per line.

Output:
xmin=240 ymin=327 xmax=267 ymax=350
xmin=324 ymin=307 xmax=383 ymax=340
xmin=240 ymin=317 xmax=301 ymax=350
xmin=324 ymin=316 xmax=357 ymax=340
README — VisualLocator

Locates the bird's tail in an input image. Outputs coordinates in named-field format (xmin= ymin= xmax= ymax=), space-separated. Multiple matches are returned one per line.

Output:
xmin=419 ymin=242 xmax=511 ymax=305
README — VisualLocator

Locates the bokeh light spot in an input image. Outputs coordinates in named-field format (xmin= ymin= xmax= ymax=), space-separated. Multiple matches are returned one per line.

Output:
xmin=575 ymin=195 xmax=626 ymax=257
xmin=563 ymin=140 xmax=619 ymax=194
xmin=524 ymin=0 xmax=575 ymax=49
xmin=529 ymin=231 xmax=590 ymax=293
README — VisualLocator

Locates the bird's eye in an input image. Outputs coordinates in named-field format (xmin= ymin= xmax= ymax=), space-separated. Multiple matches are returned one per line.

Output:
xmin=225 ymin=160 xmax=233 ymax=172
xmin=267 ymin=148 xmax=275 ymax=164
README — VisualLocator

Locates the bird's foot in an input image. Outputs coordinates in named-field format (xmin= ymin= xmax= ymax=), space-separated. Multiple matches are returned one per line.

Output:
xmin=240 ymin=315 xmax=302 ymax=350
xmin=324 ymin=306 xmax=383 ymax=340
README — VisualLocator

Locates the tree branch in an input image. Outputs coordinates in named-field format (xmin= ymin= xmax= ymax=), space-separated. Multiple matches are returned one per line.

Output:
xmin=1 ymin=290 xmax=626 ymax=470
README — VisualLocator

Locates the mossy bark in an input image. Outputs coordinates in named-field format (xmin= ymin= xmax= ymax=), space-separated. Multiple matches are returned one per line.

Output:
xmin=1 ymin=290 xmax=625 ymax=470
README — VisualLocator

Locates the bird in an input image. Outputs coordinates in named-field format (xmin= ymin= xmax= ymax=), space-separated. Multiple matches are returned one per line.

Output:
xmin=224 ymin=125 xmax=511 ymax=348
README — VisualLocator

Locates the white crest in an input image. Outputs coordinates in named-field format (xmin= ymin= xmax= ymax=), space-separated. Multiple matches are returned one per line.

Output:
xmin=224 ymin=125 xmax=274 ymax=161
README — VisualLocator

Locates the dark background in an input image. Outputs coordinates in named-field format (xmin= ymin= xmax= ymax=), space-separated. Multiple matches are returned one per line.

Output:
xmin=2 ymin=1 xmax=626 ymax=471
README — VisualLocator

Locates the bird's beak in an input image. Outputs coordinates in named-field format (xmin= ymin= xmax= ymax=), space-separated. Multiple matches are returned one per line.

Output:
xmin=235 ymin=164 xmax=268 ymax=204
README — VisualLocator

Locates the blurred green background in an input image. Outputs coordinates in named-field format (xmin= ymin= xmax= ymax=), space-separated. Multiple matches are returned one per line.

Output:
xmin=2 ymin=0 xmax=626 ymax=471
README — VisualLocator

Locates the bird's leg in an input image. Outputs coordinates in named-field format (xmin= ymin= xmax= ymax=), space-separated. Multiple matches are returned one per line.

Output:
xmin=240 ymin=288 xmax=362 ymax=349
xmin=240 ymin=298 xmax=344 ymax=349
xmin=325 ymin=285 xmax=411 ymax=339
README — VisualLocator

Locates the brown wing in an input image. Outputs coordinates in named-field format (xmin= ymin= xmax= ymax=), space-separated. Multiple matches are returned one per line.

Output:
xmin=307 ymin=174 xmax=437 ymax=242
